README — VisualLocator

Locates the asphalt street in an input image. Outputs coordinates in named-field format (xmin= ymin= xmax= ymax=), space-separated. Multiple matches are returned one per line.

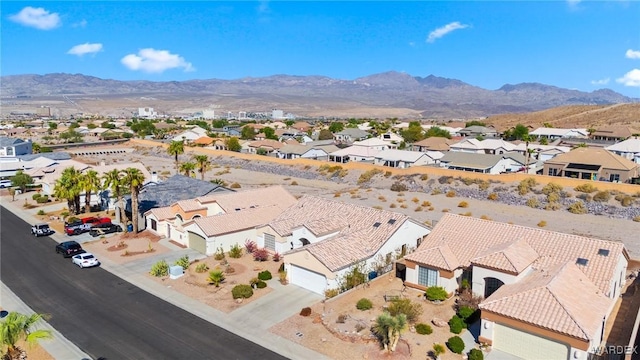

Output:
xmin=0 ymin=206 xmax=287 ymax=360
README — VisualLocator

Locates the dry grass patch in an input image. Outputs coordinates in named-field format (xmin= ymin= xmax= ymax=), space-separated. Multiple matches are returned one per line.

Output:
xmin=480 ymin=215 xmax=492 ymax=220
xmin=411 ymin=197 xmax=419 ymax=203
xmin=389 ymin=203 xmax=397 ymax=208
xmin=414 ymin=206 xmax=423 ymax=212
xmin=400 ymin=204 xmax=408 ymax=209
xmin=334 ymin=192 xmax=341 ymax=197
xmin=458 ymin=201 xmax=469 ymax=208
xmin=445 ymin=190 xmax=456 ymax=198
xmin=537 ymin=220 xmax=547 ymax=227
xmin=421 ymin=200 xmax=431 ymax=207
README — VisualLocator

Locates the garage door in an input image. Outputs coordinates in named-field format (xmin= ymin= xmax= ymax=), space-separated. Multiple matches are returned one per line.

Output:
xmin=494 ymin=323 xmax=569 ymax=360
xmin=289 ymin=265 xmax=327 ymax=295
xmin=188 ymin=231 xmax=207 ymax=255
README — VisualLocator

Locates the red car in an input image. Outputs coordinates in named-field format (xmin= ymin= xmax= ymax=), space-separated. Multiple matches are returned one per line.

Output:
xmin=81 ymin=217 xmax=112 ymax=226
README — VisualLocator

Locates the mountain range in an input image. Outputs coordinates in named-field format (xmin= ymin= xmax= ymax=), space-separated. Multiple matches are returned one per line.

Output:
xmin=1 ymin=72 xmax=637 ymax=118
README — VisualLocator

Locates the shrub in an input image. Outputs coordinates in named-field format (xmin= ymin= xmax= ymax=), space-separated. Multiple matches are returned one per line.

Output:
xmin=32 ymin=193 xmax=42 ymax=200
xmin=468 ymin=348 xmax=484 ymax=360
xmin=324 ymin=288 xmax=339 ymax=299
xmin=230 ymin=182 xmax=241 ymax=189
xmin=457 ymin=306 xmax=475 ymax=321
xmin=213 ymin=247 xmax=225 ymax=260
xmin=574 ymin=183 xmax=598 ymax=193
xmin=195 ymin=263 xmax=209 ymax=273
xmin=384 ymin=171 xmax=393 ymax=178
xmin=272 ymin=252 xmax=281 ymax=262
xmin=445 ymin=190 xmax=456 ymax=198
xmin=537 ymin=220 xmax=547 ymax=227
xmin=619 ymin=195 xmax=634 ymax=207
xmin=207 ymin=270 xmax=225 ymax=287
xmin=593 ymin=190 xmax=611 ymax=202
xmin=547 ymin=192 xmax=560 ymax=203
xmin=438 ymin=176 xmax=454 ymax=185
xmin=388 ymin=298 xmax=423 ymax=323
xmin=299 ymin=307 xmax=312 ymax=316
xmin=415 ymin=323 xmax=433 ymax=335
xmin=414 ymin=206 xmax=423 ymax=212
xmin=229 ymin=243 xmax=243 ymax=258
xmin=420 ymin=174 xmax=429 ymax=181
xmin=421 ymin=200 xmax=431 ymax=207
xmin=378 ymin=195 xmax=386 ymax=201
xmin=256 ymin=280 xmax=267 ymax=289
xmin=448 ymin=315 xmax=465 ymax=334
xmin=425 ymin=286 xmax=448 ymax=301
xmin=334 ymin=192 xmax=341 ymax=197
xmin=634 ymin=216 xmax=640 ymax=222
xmin=356 ymin=298 xmax=373 ymax=310
xmin=244 ymin=240 xmax=257 ymax=253
xmin=290 ymin=181 xmax=298 ymax=186
xmin=517 ymin=178 xmax=537 ymax=195
xmin=431 ymin=188 xmax=442 ymax=195
xmin=373 ymin=205 xmax=384 ymax=210
xmin=433 ymin=344 xmax=446 ymax=357
xmin=174 ymin=255 xmax=190 ymax=270
xmin=231 ymin=284 xmax=254 ymax=299
xmin=480 ymin=215 xmax=492 ymax=220
xmin=478 ymin=180 xmax=490 ymax=191
xmin=447 ymin=336 xmax=465 ymax=354
xmin=258 ymin=270 xmax=272 ymax=281
xmin=37 ymin=210 xmax=46 ymax=216
xmin=253 ymin=248 xmax=269 ymax=261
xmin=487 ymin=193 xmax=498 ymax=201
xmin=526 ymin=197 xmax=539 ymax=208
xmin=542 ymin=182 xmax=563 ymax=195
xmin=358 ymin=169 xmax=383 ymax=184
xmin=458 ymin=201 xmax=469 ymax=208
xmin=411 ymin=197 xmax=419 ymax=203
xmin=545 ymin=202 xmax=562 ymax=211
xmin=36 ymin=195 xmax=49 ymax=203
xmin=568 ymin=201 xmax=587 ymax=214
xmin=389 ymin=203 xmax=397 ymax=208
xmin=150 ymin=259 xmax=169 ymax=277
xmin=390 ymin=181 xmax=408 ymax=192
xmin=460 ymin=212 xmax=472 ymax=217
xmin=336 ymin=314 xmax=348 ymax=323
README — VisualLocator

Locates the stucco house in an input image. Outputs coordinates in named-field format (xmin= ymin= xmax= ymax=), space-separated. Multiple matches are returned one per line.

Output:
xmin=373 ymin=149 xmax=440 ymax=168
xmin=606 ymin=137 xmax=640 ymax=164
xmin=457 ymin=126 xmax=498 ymax=138
xmin=403 ymin=214 xmax=628 ymax=360
xmin=450 ymin=139 xmax=518 ymax=155
xmin=171 ymin=126 xmax=208 ymax=142
xmin=0 ymin=137 xmax=33 ymax=158
xmin=439 ymin=152 xmax=526 ymax=174
xmin=257 ymin=196 xmax=431 ymax=295
xmin=246 ymin=139 xmax=285 ymax=154
xmin=543 ymin=147 xmax=639 ymax=182
xmin=529 ymin=127 xmax=588 ymax=140
xmin=276 ymin=143 xmax=340 ymax=160
xmin=410 ymin=137 xmax=456 ymax=152
xmin=333 ymin=128 xmax=370 ymax=144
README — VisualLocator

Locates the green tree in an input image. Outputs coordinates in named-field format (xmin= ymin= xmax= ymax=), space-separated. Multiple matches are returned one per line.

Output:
xmin=261 ymin=127 xmax=278 ymax=140
xmin=59 ymin=129 xmax=83 ymax=143
xmin=504 ymin=124 xmax=529 ymax=141
xmin=211 ymin=119 xmax=228 ymax=129
xmin=424 ymin=126 xmax=452 ymax=139
xmin=53 ymin=167 xmax=82 ymax=214
xmin=79 ymin=170 xmax=101 ymax=214
xmin=103 ymin=169 xmax=126 ymax=224
xmin=284 ymin=120 xmax=295 ymax=127
xmin=240 ymin=125 xmax=256 ymax=140
xmin=226 ymin=137 xmax=242 ymax=152
xmin=31 ymin=143 xmax=41 ymax=154
xmin=10 ymin=171 xmax=33 ymax=193
xmin=87 ymin=123 xmax=97 ymax=130
xmin=121 ymin=168 xmax=146 ymax=234
xmin=0 ymin=312 xmax=52 ymax=360
xmin=329 ymin=122 xmax=345 ymax=133
xmin=193 ymin=155 xmax=211 ymax=181
xmin=48 ymin=122 xmax=58 ymax=131
xmin=318 ymin=129 xmax=334 ymax=140
xmin=129 ymin=119 xmax=156 ymax=137
xmin=372 ymin=312 xmax=407 ymax=352
xmin=101 ymin=121 xmax=116 ymax=129
xmin=179 ymin=162 xmax=196 ymax=177
xmin=167 ymin=140 xmax=185 ymax=172
xmin=465 ymin=120 xmax=486 ymax=127
xmin=539 ymin=137 xmax=549 ymax=145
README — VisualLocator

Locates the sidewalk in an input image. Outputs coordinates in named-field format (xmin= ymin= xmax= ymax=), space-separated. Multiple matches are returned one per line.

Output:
xmin=1 ymin=197 xmax=329 ymax=360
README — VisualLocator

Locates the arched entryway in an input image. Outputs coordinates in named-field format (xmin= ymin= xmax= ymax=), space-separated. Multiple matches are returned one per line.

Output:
xmin=484 ymin=277 xmax=504 ymax=298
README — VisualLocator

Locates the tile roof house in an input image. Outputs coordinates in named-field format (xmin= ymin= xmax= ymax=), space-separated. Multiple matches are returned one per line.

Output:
xmin=333 ymin=128 xmax=370 ymax=144
xmin=246 ymin=139 xmax=285 ymax=154
xmin=410 ymin=137 xmax=457 ymax=152
xmin=457 ymin=126 xmax=499 ymax=138
xmin=0 ymin=137 xmax=33 ymax=157
xmin=256 ymin=196 xmax=431 ymax=295
xmin=450 ymin=138 xmax=518 ymax=155
xmin=144 ymin=186 xmax=297 ymax=255
xmin=592 ymin=126 xmax=640 ymax=142
xmin=374 ymin=149 xmax=442 ymax=168
xmin=543 ymin=147 xmax=639 ymax=182
xmin=276 ymin=143 xmax=340 ymax=160
xmin=530 ymin=127 xmax=588 ymax=140
xmin=439 ymin=152 xmax=526 ymax=174
xmin=605 ymin=137 xmax=640 ymax=164
xmin=403 ymin=214 xmax=628 ymax=360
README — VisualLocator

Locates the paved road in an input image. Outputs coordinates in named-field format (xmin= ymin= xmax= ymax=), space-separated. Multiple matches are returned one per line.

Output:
xmin=0 ymin=206 xmax=287 ymax=360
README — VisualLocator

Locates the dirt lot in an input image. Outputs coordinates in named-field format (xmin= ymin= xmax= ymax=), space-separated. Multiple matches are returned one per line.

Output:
xmin=82 ymin=230 xmax=171 ymax=265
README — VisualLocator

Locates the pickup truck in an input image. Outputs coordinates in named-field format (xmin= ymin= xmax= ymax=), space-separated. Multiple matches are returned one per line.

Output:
xmin=31 ymin=223 xmax=55 ymax=237
xmin=80 ymin=217 xmax=112 ymax=226
xmin=64 ymin=220 xmax=92 ymax=236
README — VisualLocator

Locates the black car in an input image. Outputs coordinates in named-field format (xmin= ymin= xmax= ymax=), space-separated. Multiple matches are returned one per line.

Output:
xmin=89 ymin=223 xmax=123 ymax=237
xmin=55 ymin=241 xmax=85 ymax=258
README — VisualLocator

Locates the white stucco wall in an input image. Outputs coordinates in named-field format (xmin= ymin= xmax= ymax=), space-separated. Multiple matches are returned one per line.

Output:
xmin=205 ymin=228 xmax=256 ymax=255
xmin=609 ymin=254 xmax=628 ymax=298
xmin=472 ymin=265 xmax=526 ymax=297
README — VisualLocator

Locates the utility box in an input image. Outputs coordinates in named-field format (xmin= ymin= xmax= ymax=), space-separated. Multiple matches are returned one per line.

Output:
xmin=169 ymin=265 xmax=184 ymax=280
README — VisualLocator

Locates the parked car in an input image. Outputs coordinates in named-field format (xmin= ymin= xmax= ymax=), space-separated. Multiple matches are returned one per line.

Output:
xmin=81 ymin=217 xmax=112 ymax=226
xmin=0 ymin=180 xmax=12 ymax=188
xmin=64 ymin=220 xmax=92 ymax=236
xmin=55 ymin=241 xmax=85 ymax=258
xmin=71 ymin=252 xmax=100 ymax=268
xmin=89 ymin=224 xmax=123 ymax=237
xmin=31 ymin=223 xmax=54 ymax=237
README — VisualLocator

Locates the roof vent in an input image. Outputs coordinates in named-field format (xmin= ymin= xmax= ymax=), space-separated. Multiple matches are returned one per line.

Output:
xmin=235 ymin=208 xmax=241 ymax=211
xmin=576 ymin=258 xmax=589 ymax=266
xmin=388 ymin=219 xmax=396 ymax=225
xmin=598 ymin=249 xmax=610 ymax=257
xmin=373 ymin=222 xmax=381 ymax=228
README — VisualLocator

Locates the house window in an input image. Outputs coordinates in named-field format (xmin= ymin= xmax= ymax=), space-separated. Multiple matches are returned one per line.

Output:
xmin=418 ymin=266 xmax=437 ymax=287
xmin=609 ymin=174 xmax=620 ymax=182
xmin=150 ymin=219 xmax=157 ymax=231
xmin=484 ymin=277 xmax=504 ymax=298
xmin=548 ymin=168 xmax=558 ymax=176
xmin=264 ymin=233 xmax=276 ymax=251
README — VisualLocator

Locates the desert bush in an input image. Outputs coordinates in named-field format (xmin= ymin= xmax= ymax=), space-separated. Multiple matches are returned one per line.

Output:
xmin=458 ymin=201 xmax=468 ymax=208
xmin=545 ymin=202 xmax=562 ymax=211
xmin=574 ymin=183 xmax=598 ymax=193
xmin=420 ymin=174 xmax=429 ymax=181
xmin=37 ymin=209 xmax=46 ymax=216
xmin=448 ymin=315 xmax=465 ymax=334
xmin=356 ymin=298 xmax=373 ymax=311
xmin=542 ymin=182 xmax=563 ymax=195
xmin=414 ymin=206 xmax=422 ymax=212
xmin=399 ymin=204 xmax=407 ymax=209
xmin=388 ymin=298 xmax=423 ymax=323
xmin=457 ymin=289 xmax=483 ymax=310
xmin=150 ymin=259 xmax=169 ymax=277
xmin=416 ymin=323 xmax=433 ymax=335
xmin=460 ymin=212 xmax=472 ymax=216
xmin=525 ymin=197 xmax=539 ymax=208
xmin=373 ymin=205 xmax=384 ymax=210
xmin=431 ymin=188 xmax=442 ymax=195
xmin=229 ymin=243 xmax=243 ymax=258
xmin=390 ymin=181 xmax=408 ymax=192
xmin=32 ymin=193 xmax=41 ymax=200
xmin=300 ymin=307 xmax=312 ymax=317
xmin=255 ymin=280 xmax=267 ymax=289
xmin=619 ymin=195 xmax=634 ymax=207
xmin=411 ymin=197 xmax=419 ymax=203
xmin=334 ymin=192 xmax=341 ymax=197
xmin=290 ymin=181 xmax=298 ymax=186
xmin=425 ymin=286 xmax=448 ymax=301
xmin=207 ymin=270 xmax=225 ymax=287
xmin=547 ymin=192 xmax=560 ymax=203
xmin=230 ymin=182 xmax=241 ymax=189
xmin=384 ymin=171 xmax=393 ymax=178
xmin=442 ymin=208 xmax=450 ymax=212
xmin=445 ymin=190 xmax=456 ymax=198
xmin=174 ymin=255 xmax=190 ymax=270
xmin=258 ymin=270 xmax=272 ymax=281
xmin=195 ymin=263 xmax=209 ymax=273
xmin=244 ymin=240 xmax=257 ymax=253
xmin=537 ymin=220 xmax=547 ymax=227
xmin=272 ymin=252 xmax=281 ymax=262
xmin=468 ymin=348 xmax=484 ymax=360
xmin=433 ymin=344 xmax=446 ymax=357
xmin=421 ymin=200 xmax=431 ymax=207
xmin=336 ymin=314 xmax=348 ymax=323
xmin=568 ymin=201 xmax=587 ymax=214
xmin=213 ymin=247 xmax=225 ymax=260
xmin=358 ymin=169 xmax=383 ymax=184
xmin=447 ymin=336 xmax=465 ymax=354
xmin=480 ymin=215 xmax=492 ymax=220
xmin=232 ymin=284 xmax=254 ymax=299
xmin=576 ymin=193 xmax=591 ymax=202
xmin=517 ymin=177 xmax=537 ymax=195
xmin=389 ymin=203 xmax=397 ymax=208
xmin=438 ymin=176 xmax=454 ymax=184
xmin=378 ymin=195 xmax=386 ymax=201
xmin=461 ymin=177 xmax=476 ymax=186
xmin=487 ymin=193 xmax=498 ymax=201
xmin=634 ymin=216 xmax=640 ymax=222
xmin=593 ymin=191 xmax=611 ymax=202
xmin=253 ymin=248 xmax=269 ymax=261
xmin=457 ymin=306 xmax=475 ymax=321
xmin=36 ymin=195 xmax=49 ymax=203
xmin=478 ymin=180 xmax=490 ymax=191
xmin=324 ymin=288 xmax=339 ymax=299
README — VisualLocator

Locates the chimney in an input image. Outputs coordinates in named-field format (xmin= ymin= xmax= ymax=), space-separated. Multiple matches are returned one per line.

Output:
xmin=152 ymin=171 xmax=158 ymax=183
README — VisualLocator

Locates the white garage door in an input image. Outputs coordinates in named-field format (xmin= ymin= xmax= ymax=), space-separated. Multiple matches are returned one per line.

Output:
xmin=494 ymin=323 xmax=569 ymax=360
xmin=290 ymin=265 xmax=327 ymax=295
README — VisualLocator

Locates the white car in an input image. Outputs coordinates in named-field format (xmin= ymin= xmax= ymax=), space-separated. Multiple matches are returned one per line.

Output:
xmin=71 ymin=252 xmax=100 ymax=268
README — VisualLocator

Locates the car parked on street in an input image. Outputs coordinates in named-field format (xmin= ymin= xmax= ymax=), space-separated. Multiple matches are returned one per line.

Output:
xmin=0 ymin=180 xmax=12 ymax=188
xmin=81 ymin=217 xmax=112 ymax=226
xmin=64 ymin=220 xmax=92 ymax=236
xmin=89 ymin=223 xmax=123 ymax=237
xmin=31 ymin=223 xmax=55 ymax=237
xmin=71 ymin=252 xmax=100 ymax=268
xmin=55 ymin=241 xmax=85 ymax=258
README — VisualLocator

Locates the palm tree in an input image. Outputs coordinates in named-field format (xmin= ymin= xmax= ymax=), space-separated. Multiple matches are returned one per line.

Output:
xmin=121 ymin=168 xmax=146 ymax=234
xmin=179 ymin=162 xmax=196 ymax=177
xmin=167 ymin=140 xmax=185 ymax=172
xmin=372 ymin=312 xmax=407 ymax=352
xmin=79 ymin=170 xmax=101 ymax=214
xmin=103 ymin=169 xmax=126 ymax=224
xmin=53 ymin=167 xmax=82 ymax=214
xmin=0 ymin=312 xmax=52 ymax=360
xmin=207 ymin=270 xmax=225 ymax=287
xmin=193 ymin=155 xmax=210 ymax=181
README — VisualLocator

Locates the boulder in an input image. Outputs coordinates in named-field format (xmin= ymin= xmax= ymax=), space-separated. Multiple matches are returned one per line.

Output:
xmin=432 ymin=317 xmax=447 ymax=327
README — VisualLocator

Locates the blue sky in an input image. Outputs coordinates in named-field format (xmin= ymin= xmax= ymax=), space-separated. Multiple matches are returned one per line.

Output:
xmin=3 ymin=1 xmax=640 ymax=98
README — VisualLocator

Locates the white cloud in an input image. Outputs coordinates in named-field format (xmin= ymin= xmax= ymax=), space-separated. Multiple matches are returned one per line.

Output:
xmin=67 ymin=43 xmax=103 ymax=57
xmin=590 ymin=78 xmax=610 ymax=85
xmin=626 ymin=49 xmax=640 ymax=60
xmin=616 ymin=69 xmax=640 ymax=87
xmin=121 ymin=48 xmax=194 ymax=73
xmin=427 ymin=21 xmax=469 ymax=43
xmin=9 ymin=6 xmax=61 ymax=30
xmin=72 ymin=19 xmax=88 ymax=28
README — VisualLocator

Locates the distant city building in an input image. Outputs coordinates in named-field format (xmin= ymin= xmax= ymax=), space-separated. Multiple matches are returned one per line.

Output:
xmin=138 ymin=107 xmax=158 ymax=119
xmin=272 ymin=109 xmax=284 ymax=120
xmin=36 ymin=107 xmax=51 ymax=118
xmin=201 ymin=110 xmax=216 ymax=119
